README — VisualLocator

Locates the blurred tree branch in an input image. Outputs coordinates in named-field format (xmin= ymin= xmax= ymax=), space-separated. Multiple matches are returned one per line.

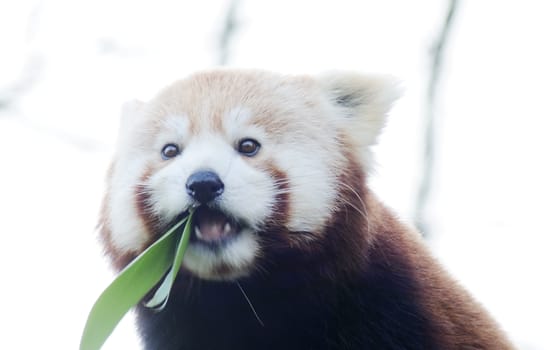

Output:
xmin=415 ymin=0 xmax=459 ymax=237
xmin=218 ymin=0 xmax=240 ymax=65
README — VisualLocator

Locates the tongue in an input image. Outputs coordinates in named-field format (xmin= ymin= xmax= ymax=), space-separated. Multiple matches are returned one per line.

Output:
xmin=195 ymin=209 xmax=234 ymax=242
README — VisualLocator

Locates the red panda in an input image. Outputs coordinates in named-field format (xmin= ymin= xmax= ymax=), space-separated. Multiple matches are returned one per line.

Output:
xmin=99 ymin=70 xmax=515 ymax=349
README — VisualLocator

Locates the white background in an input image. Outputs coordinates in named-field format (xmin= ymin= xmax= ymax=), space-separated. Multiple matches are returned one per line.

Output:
xmin=0 ymin=1 xmax=545 ymax=349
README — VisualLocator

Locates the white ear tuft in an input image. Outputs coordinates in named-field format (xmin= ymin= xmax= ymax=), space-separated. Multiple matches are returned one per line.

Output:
xmin=319 ymin=71 xmax=401 ymax=147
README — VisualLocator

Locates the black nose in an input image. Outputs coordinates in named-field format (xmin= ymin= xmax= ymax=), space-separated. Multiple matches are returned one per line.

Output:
xmin=186 ymin=171 xmax=224 ymax=204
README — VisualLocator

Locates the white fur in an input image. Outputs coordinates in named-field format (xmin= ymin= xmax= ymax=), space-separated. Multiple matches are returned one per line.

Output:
xmin=273 ymin=147 xmax=338 ymax=233
xmin=108 ymin=101 xmax=154 ymax=252
xmin=182 ymin=229 xmax=259 ymax=280
xmin=109 ymin=158 xmax=150 ymax=252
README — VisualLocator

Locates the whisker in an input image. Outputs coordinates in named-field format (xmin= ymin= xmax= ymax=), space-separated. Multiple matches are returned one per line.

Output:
xmin=236 ymin=282 xmax=265 ymax=327
xmin=337 ymin=181 xmax=370 ymax=232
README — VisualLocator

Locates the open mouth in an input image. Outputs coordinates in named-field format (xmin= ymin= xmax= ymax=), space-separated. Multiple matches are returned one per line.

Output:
xmin=190 ymin=206 xmax=242 ymax=246
xmin=174 ymin=205 xmax=258 ymax=280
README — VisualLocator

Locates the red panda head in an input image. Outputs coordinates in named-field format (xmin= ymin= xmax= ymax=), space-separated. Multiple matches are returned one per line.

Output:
xmin=100 ymin=70 xmax=399 ymax=280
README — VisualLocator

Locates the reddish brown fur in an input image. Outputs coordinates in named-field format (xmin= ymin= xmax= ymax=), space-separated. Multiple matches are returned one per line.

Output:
xmin=324 ymin=148 xmax=513 ymax=347
xmin=254 ymin=148 xmax=515 ymax=348
xmin=263 ymin=164 xmax=291 ymax=230
xmin=134 ymin=167 xmax=163 ymax=240
xmin=363 ymin=195 xmax=514 ymax=348
xmin=153 ymin=71 xmax=326 ymax=139
xmin=310 ymin=151 xmax=372 ymax=278
xmin=347 ymin=152 xmax=514 ymax=350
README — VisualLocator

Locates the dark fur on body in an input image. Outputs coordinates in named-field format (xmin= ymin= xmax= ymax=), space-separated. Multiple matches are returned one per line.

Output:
xmin=135 ymin=168 xmax=512 ymax=349
xmin=137 ymin=240 xmax=432 ymax=350
xmin=137 ymin=195 xmax=433 ymax=349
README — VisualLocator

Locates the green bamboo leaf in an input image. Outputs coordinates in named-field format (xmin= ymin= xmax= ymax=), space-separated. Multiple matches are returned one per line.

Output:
xmin=80 ymin=216 xmax=189 ymax=350
xmin=143 ymin=212 xmax=194 ymax=310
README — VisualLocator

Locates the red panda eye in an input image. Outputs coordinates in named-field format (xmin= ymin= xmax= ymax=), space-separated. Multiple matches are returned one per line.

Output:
xmin=237 ymin=139 xmax=260 ymax=156
xmin=161 ymin=144 xmax=180 ymax=160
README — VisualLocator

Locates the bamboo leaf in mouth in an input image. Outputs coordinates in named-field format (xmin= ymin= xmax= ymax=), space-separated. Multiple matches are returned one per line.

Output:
xmin=80 ymin=209 xmax=194 ymax=350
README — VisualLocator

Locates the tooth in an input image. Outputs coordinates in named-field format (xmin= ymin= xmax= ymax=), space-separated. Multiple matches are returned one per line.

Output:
xmin=195 ymin=226 xmax=203 ymax=239
xmin=223 ymin=222 xmax=231 ymax=234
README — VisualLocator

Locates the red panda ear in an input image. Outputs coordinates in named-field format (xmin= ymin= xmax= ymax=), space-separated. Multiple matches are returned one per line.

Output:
xmin=319 ymin=72 xmax=401 ymax=148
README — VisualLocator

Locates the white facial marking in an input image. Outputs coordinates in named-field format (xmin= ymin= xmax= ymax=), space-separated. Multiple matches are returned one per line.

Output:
xmin=157 ymin=115 xmax=190 ymax=145
xmin=109 ymin=158 xmax=150 ymax=252
xmin=182 ymin=230 xmax=260 ymax=280
xmin=224 ymin=106 xmax=269 ymax=155
xmin=273 ymin=147 xmax=339 ymax=233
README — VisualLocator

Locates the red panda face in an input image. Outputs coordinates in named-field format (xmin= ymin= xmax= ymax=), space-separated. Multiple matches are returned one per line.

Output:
xmin=101 ymin=70 xmax=399 ymax=280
